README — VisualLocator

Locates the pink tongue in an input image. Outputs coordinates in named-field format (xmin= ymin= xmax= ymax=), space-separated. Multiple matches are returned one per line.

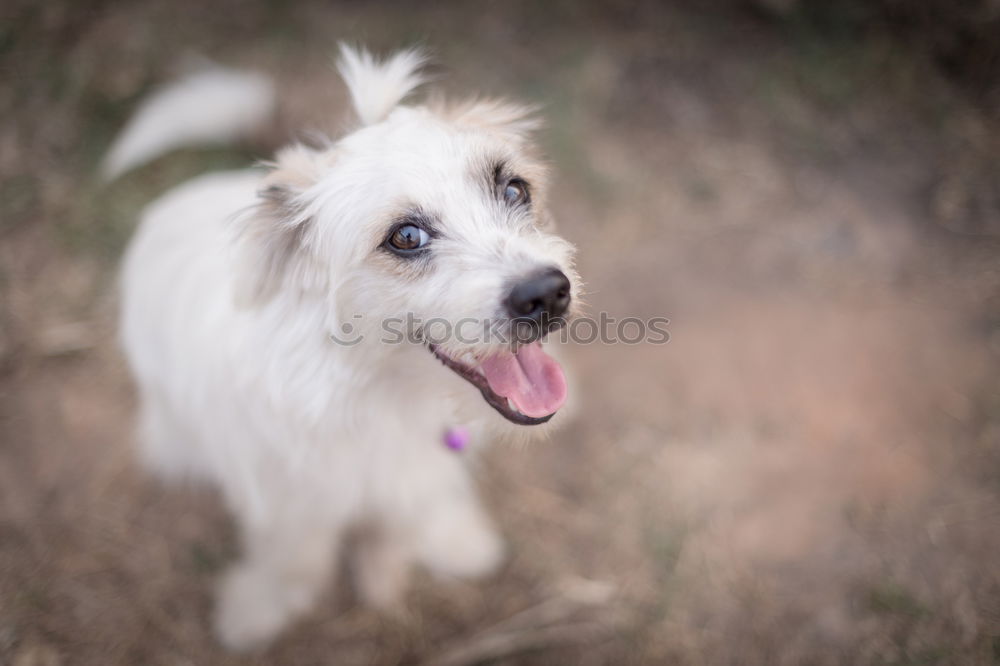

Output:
xmin=479 ymin=342 xmax=567 ymax=418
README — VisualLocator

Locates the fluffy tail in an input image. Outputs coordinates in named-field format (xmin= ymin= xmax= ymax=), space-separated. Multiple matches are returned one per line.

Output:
xmin=101 ymin=63 xmax=276 ymax=181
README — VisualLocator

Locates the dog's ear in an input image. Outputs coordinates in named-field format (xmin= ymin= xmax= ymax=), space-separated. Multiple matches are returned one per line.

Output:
xmin=437 ymin=98 xmax=541 ymax=145
xmin=336 ymin=44 xmax=428 ymax=125
xmin=234 ymin=144 xmax=330 ymax=307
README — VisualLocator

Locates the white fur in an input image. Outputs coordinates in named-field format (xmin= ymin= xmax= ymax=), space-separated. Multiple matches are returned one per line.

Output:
xmin=117 ymin=46 xmax=578 ymax=651
xmin=336 ymin=43 xmax=428 ymax=126
xmin=101 ymin=63 xmax=275 ymax=181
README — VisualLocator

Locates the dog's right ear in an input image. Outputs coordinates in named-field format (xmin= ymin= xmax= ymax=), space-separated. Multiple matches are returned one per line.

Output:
xmin=336 ymin=44 xmax=428 ymax=126
xmin=234 ymin=144 xmax=330 ymax=307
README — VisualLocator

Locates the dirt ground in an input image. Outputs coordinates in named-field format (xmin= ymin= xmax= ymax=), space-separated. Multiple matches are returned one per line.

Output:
xmin=2 ymin=2 xmax=1000 ymax=664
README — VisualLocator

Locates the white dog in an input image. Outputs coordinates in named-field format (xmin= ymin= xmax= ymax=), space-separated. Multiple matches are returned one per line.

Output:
xmin=113 ymin=46 xmax=580 ymax=650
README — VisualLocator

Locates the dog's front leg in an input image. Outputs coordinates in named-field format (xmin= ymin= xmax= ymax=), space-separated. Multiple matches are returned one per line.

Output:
xmin=350 ymin=521 xmax=415 ymax=610
xmin=214 ymin=509 xmax=342 ymax=652
xmin=411 ymin=485 xmax=505 ymax=581
xmin=352 ymin=461 xmax=505 ymax=609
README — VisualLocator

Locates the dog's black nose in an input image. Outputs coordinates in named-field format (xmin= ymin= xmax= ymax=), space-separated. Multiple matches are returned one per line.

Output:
xmin=506 ymin=268 xmax=571 ymax=322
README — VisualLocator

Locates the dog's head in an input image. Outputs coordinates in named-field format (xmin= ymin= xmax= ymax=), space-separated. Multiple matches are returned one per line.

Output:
xmin=237 ymin=45 xmax=580 ymax=426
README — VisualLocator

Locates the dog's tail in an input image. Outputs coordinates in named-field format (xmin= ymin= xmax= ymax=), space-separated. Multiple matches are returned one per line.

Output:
xmin=101 ymin=62 xmax=276 ymax=182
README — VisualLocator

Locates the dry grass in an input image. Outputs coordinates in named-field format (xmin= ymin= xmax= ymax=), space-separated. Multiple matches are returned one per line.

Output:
xmin=2 ymin=1 xmax=999 ymax=664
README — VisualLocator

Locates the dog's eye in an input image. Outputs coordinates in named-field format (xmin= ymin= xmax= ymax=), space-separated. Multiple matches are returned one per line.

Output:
xmin=388 ymin=224 xmax=430 ymax=253
xmin=503 ymin=179 xmax=529 ymax=206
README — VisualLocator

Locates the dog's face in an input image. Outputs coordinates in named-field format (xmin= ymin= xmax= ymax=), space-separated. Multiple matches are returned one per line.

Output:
xmin=238 ymin=48 xmax=579 ymax=426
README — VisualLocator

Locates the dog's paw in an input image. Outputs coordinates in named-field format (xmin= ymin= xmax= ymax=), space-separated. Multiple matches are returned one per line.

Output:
xmin=214 ymin=563 xmax=311 ymax=652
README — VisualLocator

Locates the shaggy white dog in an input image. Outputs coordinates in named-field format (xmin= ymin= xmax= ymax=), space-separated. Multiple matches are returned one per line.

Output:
xmin=116 ymin=45 xmax=579 ymax=650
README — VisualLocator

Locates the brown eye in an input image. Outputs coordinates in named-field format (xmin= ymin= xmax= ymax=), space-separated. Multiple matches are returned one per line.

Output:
xmin=503 ymin=179 xmax=529 ymax=206
xmin=388 ymin=223 xmax=430 ymax=253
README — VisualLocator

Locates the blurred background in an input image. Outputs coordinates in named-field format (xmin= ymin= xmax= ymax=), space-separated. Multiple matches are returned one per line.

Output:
xmin=2 ymin=1 xmax=999 ymax=664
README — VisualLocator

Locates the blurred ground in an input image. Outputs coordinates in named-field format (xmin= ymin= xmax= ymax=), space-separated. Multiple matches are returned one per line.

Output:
xmin=2 ymin=1 xmax=1000 ymax=664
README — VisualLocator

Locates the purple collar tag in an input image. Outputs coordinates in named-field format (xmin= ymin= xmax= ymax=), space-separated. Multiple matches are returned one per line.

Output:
xmin=443 ymin=426 xmax=470 ymax=452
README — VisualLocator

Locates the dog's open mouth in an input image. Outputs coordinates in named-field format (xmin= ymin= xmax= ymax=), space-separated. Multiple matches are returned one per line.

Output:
xmin=429 ymin=341 xmax=567 ymax=425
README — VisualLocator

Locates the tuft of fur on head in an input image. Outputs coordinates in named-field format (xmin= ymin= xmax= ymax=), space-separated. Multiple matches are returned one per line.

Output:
xmin=336 ymin=44 xmax=428 ymax=126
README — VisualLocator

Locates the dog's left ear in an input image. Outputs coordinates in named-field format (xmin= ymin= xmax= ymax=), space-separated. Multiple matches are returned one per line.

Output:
xmin=234 ymin=144 xmax=330 ymax=307
xmin=438 ymin=98 xmax=541 ymax=145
